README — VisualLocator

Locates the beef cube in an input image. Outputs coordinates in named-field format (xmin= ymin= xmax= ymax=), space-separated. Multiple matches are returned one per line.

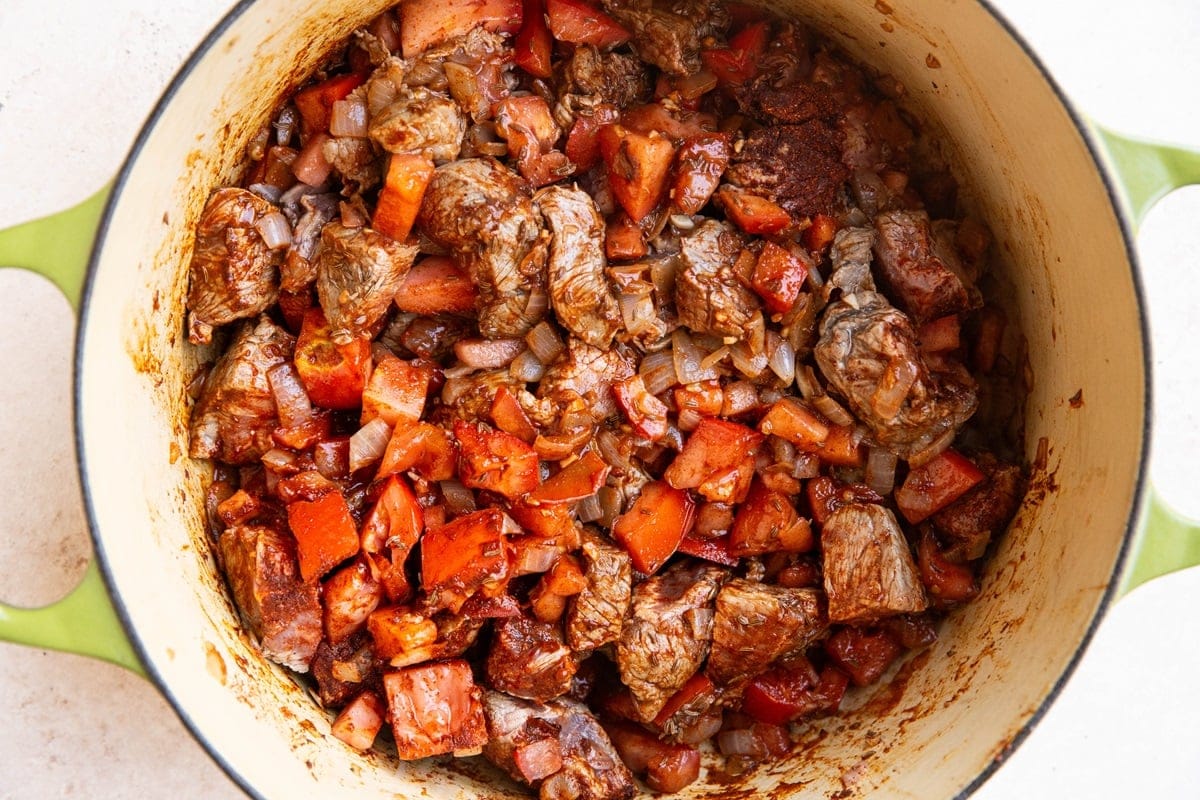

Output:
xmin=602 ymin=0 xmax=729 ymax=76
xmin=310 ymin=632 xmax=376 ymax=708
xmin=821 ymin=503 xmax=928 ymax=623
xmin=487 ymin=616 xmax=578 ymax=702
xmin=384 ymin=659 xmax=488 ymax=759
xmin=725 ymin=122 xmax=848 ymax=218
xmin=707 ymin=579 xmax=826 ymax=688
xmin=537 ymin=338 xmax=637 ymax=421
xmin=675 ymin=220 xmax=764 ymax=347
xmin=872 ymin=210 xmax=978 ymax=324
xmin=933 ymin=458 xmax=1025 ymax=561
xmin=566 ymin=530 xmax=633 ymax=653
xmin=315 ymin=222 xmax=419 ymax=345
xmin=218 ymin=523 xmax=322 ymax=672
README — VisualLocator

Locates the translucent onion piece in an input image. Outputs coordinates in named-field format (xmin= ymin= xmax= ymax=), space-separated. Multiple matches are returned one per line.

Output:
xmin=292 ymin=133 xmax=333 ymax=186
xmin=267 ymin=362 xmax=313 ymax=428
xmin=812 ymin=394 xmax=855 ymax=427
xmin=865 ymin=446 xmax=899 ymax=496
xmin=767 ymin=333 xmax=796 ymax=384
xmin=639 ymin=348 xmax=678 ymax=396
xmin=367 ymin=78 xmax=398 ymax=117
xmin=454 ymin=338 xmax=525 ymax=369
xmin=330 ymin=97 xmax=369 ymax=137
xmin=510 ymin=350 xmax=546 ymax=382
xmin=718 ymin=729 xmax=760 ymax=756
xmin=649 ymin=255 xmax=681 ymax=299
xmin=618 ymin=291 xmax=657 ymax=336
xmin=872 ymin=356 xmax=919 ymax=421
xmin=729 ymin=342 xmax=767 ymax=378
xmin=576 ymin=492 xmax=603 ymax=523
xmin=255 ymin=211 xmax=293 ymax=250
xmin=597 ymin=486 xmax=622 ymax=529
xmin=440 ymin=479 xmax=478 ymax=516
xmin=262 ymin=448 xmax=299 ymax=472
xmin=515 ymin=542 xmax=561 ymax=575
xmin=524 ymin=285 xmax=549 ymax=320
xmin=700 ymin=345 xmax=730 ymax=372
xmin=273 ymin=105 xmax=298 ymax=145
xmin=795 ymin=364 xmax=821 ymax=399
xmin=907 ymin=427 xmax=957 ymax=468
xmin=525 ymin=321 xmax=565 ymax=364
xmin=673 ymin=329 xmax=721 ymax=384
xmin=349 ymin=417 xmax=392 ymax=472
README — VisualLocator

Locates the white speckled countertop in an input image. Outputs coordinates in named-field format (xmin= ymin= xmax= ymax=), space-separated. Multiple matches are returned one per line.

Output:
xmin=1 ymin=1 xmax=1197 ymax=797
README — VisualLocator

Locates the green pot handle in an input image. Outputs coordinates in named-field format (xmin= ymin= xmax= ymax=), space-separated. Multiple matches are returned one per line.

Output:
xmin=0 ymin=186 xmax=143 ymax=674
xmin=1092 ymin=124 xmax=1200 ymax=595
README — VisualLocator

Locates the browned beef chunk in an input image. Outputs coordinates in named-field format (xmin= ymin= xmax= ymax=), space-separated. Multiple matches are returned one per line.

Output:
xmin=566 ymin=530 xmax=633 ymax=653
xmin=725 ymin=122 xmax=847 ymax=218
xmin=218 ymin=523 xmax=322 ymax=672
xmin=821 ymin=503 xmax=927 ymax=623
xmin=487 ymin=616 xmax=579 ymax=703
xmin=602 ymin=0 xmax=729 ymax=76
xmin=189 ymin=316 xmax=294 ymax=464
xmin=538 ymin=338 xmax=636 ymax=421
xmin=617 ymin=561 xmax=728 ymax=722
xmin=825 ymin=225 xmax=876 ymax=300
xmin=537 ymin=185 xmax=622 ymax=348
xmin=738 ymin=73 xmax=837 ymax=126
xmin=442 ymin=368 xmax=529 ymax=424
xmin=557 ymin=46 xmax=652 ymax=123
xmin=429 ymin=611 xmax=487 ymax=660
xmin=280 ymin=191 xmax=339 ymax=292
xmin=310 ymin=631 xmax=377 ymax=707
xmin=814 ymin=291 xmax=977 ymax=460
xmin=369 ymin=86 xmax=466 ymax=164
xmin=484 ymin=691 xmax=636 ymax=800
xmin=186 ymin=188 xmax=282 ymax=345
xmin=707 ymin=580 xmax=826 ymax=689
xmin=322 ymin=136 xmax=382 ymax=194
xmin=675 ymin=220 xmax=764 ymax=348
xmin=932 ymin=457 xmax=1025 ymax=561
xmin=315 ymin=222 xmax=418 ymax=344
xmin=873 ymin=210 xmax=978 ymax=324
xmin=418 ymin=158 xmax=550 ymax=337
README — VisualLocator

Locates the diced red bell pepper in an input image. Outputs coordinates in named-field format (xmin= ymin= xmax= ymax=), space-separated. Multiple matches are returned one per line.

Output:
xmin=729 ymin=480 xmax=814 ymax=556
xmin=613 ymin=374 xmax=670 ymax=441
xmin=527 ymin=450 xmax=611 ymax=505
xmin=373 ymin=154 xmax=435 ymax=242
xmin=377 ymin=422 xmax=457 ymax=482
xmin=824 ymin=626 xmax=905 ymax=687
xmin=742 ymin=664 xmax=849 ymax=725
xmin=293 ymin=73 xmax=365 ymax=140
xmin=331 ymin=691 xmax=387 ymax=751
xmin=803 ymin=213 xmax=839 ymax=252
xmin=421 ymin=508 xmax=514 ymax=612
xmin=361 ymin=353 xmax=432 ymax=427
xmin=322 ymin=559 xmax=384 ymax=644
xmin=565 ymin=103 xmax=620 ymax=173
xmin=758 ymin=398 xmax=829 ymax=450
xmin=751 ymin=242 xmax=807 ymax=315
xmin=805 ymin=476 xmax=884 ymax=525
xmin=514 ymin=0 xmax=554 ymax=78
xmin=612 ymin=481 xmax=695 ymax=575
xmin=819 ymin=424 xmax=865 ymax=468
xmin=545 ymin=0 xmax=630 ymax=48
xmin=272 ymin=410 xmax=332 ymax=451
xmin=360 ymin=474 xmax=424 ymax=556
xmin=664 ymin=418 xmax=764 ymax=492
xmin=894 ymin=449 xmax=985 ymax=524
xmin=620 ymin=103 xmax=718 ymax=144
xmin=717 ymin=186 xmax=792 ymax=235
xmin=454 ymin=420 xmax=541 ymax=499
xmin=506 ymin=500 xmax=580 ymax=547
xmin=670 ymin=133 xmax=731 ymax=215
xmin=491 ymin=385 xmax=539 ymax=444
xmin=695 ymin=459 xmax=756 ymax=504
xmin=917 ymin=528 xmax=978 ymax=604
xmin=972 ymin=305 xmax=1007 ymax=374
xmin=676 ymin=533 xmax=739 ymax=567
xmin=294 ymin=307 xmax=372 ymax=411
xmin=366 ymin=548 xmax=415 ymax=605
xmin=395 ymin=256 xmax=478 ymax=315
xmin=599 ymin=124 xmax=676 ymax=223
xmin=700 ymin=21 xmax=769 ymax=87
xmin=287 ymin=490 xmax=360 ymax=582
xmin=399 ymin=0 xmax=523 ymax=58
xmin=368 ymin=605 xmax=439 ymax=662
xmin=383 ymin=659 xmax=489 ymax=759
xmin=605 ymin=211 xmax=648 ymax=261
xmin=603 ymin=720 xmax=702 ymax=794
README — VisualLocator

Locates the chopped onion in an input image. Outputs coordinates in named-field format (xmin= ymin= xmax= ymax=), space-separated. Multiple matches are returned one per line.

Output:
xmin=262 ymin=447 xmax=300 ymax=473
xmin=771 ymin=437 xmax=798 ymax=468
xmin=618 ymin=291 xmax=658 ymax=336
xmin=669 ymin=213 xmax=696 ymax=230
xmin=292 ymin=133 xmax=333 ymax=186
xmin=442 ymin=363 xmax=480 ymax=380
xmin=367 ymin=77 xmax=398 ymax=117
xmin=454 ymin=338 xmax=525 ymax=369
xmin=718 ymin=729 xmax=762 ymax=757
xmin=639 ymin=349 xmax=678 ymax=396
xmin=314 ymin=438 xmax=350 ymax=479
xmin=908 ymin=427 xmax=956 ymax=468
xmin=597 ymin=486 xmax=622 ymax=529
xmin=767 ymin=333 xmax=796 ymax=384
xmin=729 ymin=342 xmax=767 ymax=378
xmin=273 ymin=106 xmax=298 ymax=145
xmin=871 ymin=357 xmax=919 ymax=421
xmin=595 ymin=430 xmax=634 ymax=474
xmin=700 ymin=345 xmax=730 ymax=372
xmin=330 ymin=97 xmax=369 ymax=137
xmin=796 ymin=364 xmax=822 ymax=399
xmin=255 ymin=211 xmax=293 ymax=250
xmin=534 ymin=426 xmax=594 ymax=461
xmin=349 ymin=417 xmax=392 ymax=473
xmin=812 ymin=393 xmax=856 ymax=427
xmin=649 ymin=255 xmax=681 ymax=298
xmin=677 ymin=408 xmax=704 ymax=432
xmin=792 ymin=451 xmax=821 ymax=479
xmin=510 ymin=350 xmax=547 ymax=382
xmin=673 ymin=329 xmax=721 ymax=384
xmin=440 ymin=480 xmax=477 ymax=516
xmin=515 ymin=542 xmax=561 ymax=575
xmin=464 ymin=122 xmax=509 ymax=158
xmin=247 ymin=183 xmax=283 ymax=204
xmin=524 ymin=285 xmax=549 ymax=320
xmin=525 ymin=321 xmax=566 ymax=364
xmin=267 ymin=362 xmax=313 ymax=427
xmin=576 ymin=492 xmax=603 ymax=523
xmin=865 ymin=446 xmax=899 ymax=496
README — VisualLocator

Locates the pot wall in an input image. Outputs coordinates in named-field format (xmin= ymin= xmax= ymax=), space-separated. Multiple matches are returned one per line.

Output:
xmin=74 ymin=0 xmax=1145 ymax=797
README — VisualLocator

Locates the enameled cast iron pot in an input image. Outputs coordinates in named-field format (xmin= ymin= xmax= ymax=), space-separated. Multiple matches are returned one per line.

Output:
xmin=2 ymin=1 xmax=1200 ymax=797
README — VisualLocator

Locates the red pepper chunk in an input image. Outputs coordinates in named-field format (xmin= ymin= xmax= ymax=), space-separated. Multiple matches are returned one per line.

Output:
xmin=612 ymin=481 xmax=696 ymax=575
xmin=383 ymin=660 xmax=489 ymax=760
xmin=545 ymin=0 xmax=631 ymax=48
xmin=751 ymin=242 xmax=807 ymax=315
xmin=395 ymin=256 xmax=478 ymax=315
xmin=527 ymin=450 xmax=611 ymax=505
xmin=665 ymin=418 xmax=764 ymax=492
xmin=360 ymin=474 xmax=424 ymax=556
xmin=361 ymin=354 xmax=432 ymax=427
xmin=331 ymin=690 xmax=387 ymax=752
xmin=803 ymin=213 xmax=839 ymax=252
xmin=729 ymin=480 xmax=814 ymax=556
xmin=613 ymin=374 xmax=670 ymax=441
xmin=565 ymin=103 xmax=620 ymax=173
xmin=917 ymin=528 xmax=979 ymax=604
xmin=293 ymin=73 xmax=365 ymax=139
xmin=742 ymin=665 xmax=849 ymax=725
xmin=805 ymin=476 xmax=884 ymax=525
xmin=670 ymin=134 xmax=731 ymax=215
xmin=599 ymin=124 xmax=676 ymax=223
xmin=293 ymin=307 xmax=372 ymax=411
xmin=676 ymin=533 xmax=739 ymax=567
xmin=377 ymin=422 xmax=457 ymax=482
xmin=421 ymin=508 xmax=514 ymax=612
xmin=717 ymin=186 xmax=792 ymax=235
xmin=824 ymin=626 xmax=904 ymax=687
xmin=287 ymin=490 xmax=359 ymax=582
xmin=373 ymin=154 xmax=435 ymax=243
xmin=603 ymin=720 xmax=702 ymax=794
xmin=454 ymin=420 xmax=541 ymax=499
xmin=399 ymin=0 xmax=523 ymax=58
xmin=758 ymin=397 xmax=829 ymax=450
xmin=514 ymin=0 xmax=553 ymax=77
xmin=894 ymin=449 xmax=985 ymax=524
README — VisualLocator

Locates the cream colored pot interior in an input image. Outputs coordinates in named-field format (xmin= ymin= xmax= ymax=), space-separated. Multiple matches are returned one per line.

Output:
xmin=76 ymin=0 xmax=1144 ymax=797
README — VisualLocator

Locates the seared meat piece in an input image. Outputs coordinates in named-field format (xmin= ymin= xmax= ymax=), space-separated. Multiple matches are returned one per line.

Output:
xmin=484 ymin=691 xmax=637 ymax=800
xmin=821 ymin=503 xmax=928 ymax=623
xmin=814 ymin=291 xmax=978 ymax=460
xmin=738 ymin=72 xmax=837 ymax=126
xmin=617 ymin=560 xmax=728 ymax=722
xmin=315 ymin=222 xmax=419 ymax=344
xmin=418 ymin=158 xmax=550 ymax=338
xmin=310 ymin=631 xmax=377 ymax=707
xmin=566 ymin=530 xmax=633 ymax=653
xmin=602 ymin=0 xmax=729 ymax=76
xmin=825 ymin=226 xmax=877 ymax=300
xmin=707 ymin=579 xmax=826 ymax=689
xmin=280 ymin=191 xmax=339 ymax=292
xmin=538 ymin=338 xmax=636 ymax=421
xmin=189 ymin=316 xmax=293 ymax=464
xmin=932 ymin=456 xmax=1025 ymax=561
xmin=676 ymin=220 xmax=764 ymax=348
xmin=873 ymin=210 xmax=978 ymax=323
xmin=725 ymin=122 xmax=848 ymax=218
xmin=369 ymin=86 xmax=466 ymax=164
xmin=442 ymin=368 xmax=528 ymax=424
xmin=557 ymin=46 xmax=652 ymax=124
xmin=322 ymin=136 xmax=382 ymax=193
xmin=186 ymin=188 xmax=282 ymax=345
xmin=218 ymin=523 xmax=322 ymax=672
xmin=537 ymin=185 xmax=622 ymax=348
xmin=487 ymin=616 xmax=579 ymax=702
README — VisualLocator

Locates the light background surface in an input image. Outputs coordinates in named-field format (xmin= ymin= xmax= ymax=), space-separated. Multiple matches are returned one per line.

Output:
xmin=0 ymin=1 xmax=1196 ymax=797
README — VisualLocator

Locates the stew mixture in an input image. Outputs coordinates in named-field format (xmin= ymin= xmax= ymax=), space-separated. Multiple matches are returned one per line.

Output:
xmin=186 ymin=0 xmax=1027 ymax=795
